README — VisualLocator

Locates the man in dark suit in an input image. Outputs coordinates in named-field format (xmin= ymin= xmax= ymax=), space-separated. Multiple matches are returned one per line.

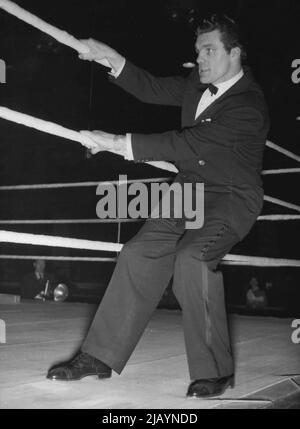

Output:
xmin=47 ymin=15 xmax=269 ymax=398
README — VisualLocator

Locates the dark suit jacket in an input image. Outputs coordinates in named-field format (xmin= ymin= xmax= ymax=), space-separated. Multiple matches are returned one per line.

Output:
xmin=111 ymin=61 xmax=270 ymax=239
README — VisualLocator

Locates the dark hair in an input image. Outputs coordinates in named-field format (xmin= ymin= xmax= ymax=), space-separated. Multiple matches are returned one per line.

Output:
xmin=196 ymin=14 xmax=247 ymax=62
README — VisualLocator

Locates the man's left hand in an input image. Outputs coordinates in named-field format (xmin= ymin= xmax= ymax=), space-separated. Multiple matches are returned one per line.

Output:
xmin=80 ymin=130 xmax=127 ymax=157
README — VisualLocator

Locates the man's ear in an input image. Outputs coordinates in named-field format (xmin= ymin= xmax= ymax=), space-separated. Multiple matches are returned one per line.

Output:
xmin=231 ymin=46 xmax=241 ymax=59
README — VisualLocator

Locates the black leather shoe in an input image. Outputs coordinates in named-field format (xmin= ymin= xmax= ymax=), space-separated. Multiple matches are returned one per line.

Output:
xmin=47 ymin=352 xmax=112 ymax=381
xmin=186 ymin=374 xmax=234 ymax=398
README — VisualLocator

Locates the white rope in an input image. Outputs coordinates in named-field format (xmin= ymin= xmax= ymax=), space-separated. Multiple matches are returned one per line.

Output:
xmin=0 ymin=230 xmax=299 ymax=267
xmin=262 ymin=168 xmax=300 ymax=175
xmin=1 ymin=214 xmax=300 ymax=225
xmin=0 ymin=0 xmax=110 ymax=67
xmin=0 ymin=255 xmax=116 ymax=262
xmin=222 ymin=254 xmax=300 ymax=267
xmin=0 ymin=123 xmax=297 ymax=179
xmin=0 ymin=0 xmax=87 ymax=53
xmin=0 ymin=106 xmax=96 ymax=149
xmin=1 ymin=253 xmax=298 ymax=266
xmin=0 ymin=168 xmax=299 ymax=192
xmin=258 ymin=214 xmax=300 ymax=221
xmin=0 ymin=230 xmax=122 ymax=253
xmin=1 ymin=190 xmax=299 ymax=217
xmin=0 ymin=107 xmax=178 ymax=172
xmin=0 ymin=178 xmax=172 ymax=191
xmin=1 ymin=188 xmax=299 ymax=216
xmin=266 ymin=140 xmax=300 ymax=163
xmin=264 ymin=195 xmax=300 ymax=212
xmin=0 ymin=116 xmax=298 ymax=215
xmin=0 ymin=218 xmax=143 ymax=225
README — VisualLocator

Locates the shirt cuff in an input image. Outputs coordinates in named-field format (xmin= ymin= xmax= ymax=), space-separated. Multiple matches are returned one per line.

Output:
xmin=124 ymin=133 xmax=134 ymax=160
xmin=145 ymin=161 xmax=179 ymax=173
xmin=108 ymin=57 xmax=126 ymax=78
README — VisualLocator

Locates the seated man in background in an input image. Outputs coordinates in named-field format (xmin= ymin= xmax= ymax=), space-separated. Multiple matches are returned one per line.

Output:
xmin=20 ymin=259 xmax=55 ymax=300
xmin=246 ymin=276 xmax=268 ymax=310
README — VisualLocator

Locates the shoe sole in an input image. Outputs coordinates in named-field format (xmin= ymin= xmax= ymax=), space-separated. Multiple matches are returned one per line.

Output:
xmin=187 ymin=379 xmax=234 ymax=399
xmin=47 ymin=372 xmax=112 ymax=381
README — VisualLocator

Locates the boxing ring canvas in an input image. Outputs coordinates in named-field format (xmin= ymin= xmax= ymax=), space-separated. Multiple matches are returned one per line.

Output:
xmin=0 ymin=0 xmax=299 ymax=410
xmin=1 ymin=301 xmax=300 ymax=409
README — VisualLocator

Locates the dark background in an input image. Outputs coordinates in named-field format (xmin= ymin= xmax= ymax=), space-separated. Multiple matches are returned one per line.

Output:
xmin=0 ymin=0 xmax=299 ymax=313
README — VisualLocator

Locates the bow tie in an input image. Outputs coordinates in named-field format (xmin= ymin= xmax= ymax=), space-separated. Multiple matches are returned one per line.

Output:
xmin=206 ymin=84 xmax=218 ymax=96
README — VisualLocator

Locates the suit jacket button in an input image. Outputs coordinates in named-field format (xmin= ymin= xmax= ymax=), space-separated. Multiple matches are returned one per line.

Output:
xmin=198 ymin=160 xmax=206 ymax=166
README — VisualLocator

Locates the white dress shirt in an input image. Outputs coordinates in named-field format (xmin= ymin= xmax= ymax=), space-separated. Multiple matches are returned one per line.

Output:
xmin=195 ymin=69 xmax=244 ymax=119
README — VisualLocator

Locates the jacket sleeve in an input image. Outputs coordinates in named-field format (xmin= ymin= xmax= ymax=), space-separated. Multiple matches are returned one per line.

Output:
xmin=131 ymin=105 xmax=266 ymax=162
xmin=110 ymin=60 xmax=186 ymax=106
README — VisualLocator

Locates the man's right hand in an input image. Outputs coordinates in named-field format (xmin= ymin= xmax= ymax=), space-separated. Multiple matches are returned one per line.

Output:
xmin=79 ymin=39 xmax=125 ymax=73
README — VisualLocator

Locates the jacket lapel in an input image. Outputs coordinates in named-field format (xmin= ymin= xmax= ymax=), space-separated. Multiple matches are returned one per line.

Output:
xmin=194 ymin=90 xmax=229 ymax=123
xmin=192 ymin=67 xmax=254 ymax=123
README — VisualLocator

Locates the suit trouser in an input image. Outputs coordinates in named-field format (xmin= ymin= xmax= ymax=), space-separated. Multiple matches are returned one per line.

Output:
xmin=81 ymin=216 xmax=240 ymax=379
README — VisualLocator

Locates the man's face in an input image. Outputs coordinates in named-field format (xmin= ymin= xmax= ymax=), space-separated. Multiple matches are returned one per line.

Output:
xmin=34 ymin=259 xmax=46 ymax=273
xmin=195 ymin=29 xmax=235 ymax=85
xmin=250 ymin=277 xmax=259 ymax=289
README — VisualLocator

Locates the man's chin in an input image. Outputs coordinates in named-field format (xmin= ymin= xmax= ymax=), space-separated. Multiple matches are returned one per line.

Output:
xmin=199 ymin=72 xmax=212 ymax=84
xmin=199 ymin=77 xmax=211 ymax=84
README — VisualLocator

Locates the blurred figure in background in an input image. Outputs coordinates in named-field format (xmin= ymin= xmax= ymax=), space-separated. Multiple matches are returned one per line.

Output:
xmin=20 ymin=259 xmax=55 ymax=300
xmin=246 ymin=276 xmax=268 ymax=310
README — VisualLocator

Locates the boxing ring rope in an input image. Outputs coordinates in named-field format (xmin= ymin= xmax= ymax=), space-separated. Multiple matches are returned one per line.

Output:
xmin=0 ymin=107 xmax=178 ymax=174
xmin=263 ymin=196 xmax=300 ymax=212
xmin=262 ymin=168 xmax=300 ymax=175
xmin=0 ymin=0 xmax=111 ymax=68
xmin=0 ymin=1 xmax=299 ymax=272
xmin=0 ymin=169 xmax=298 ymax=192
xmin=1 ymin=230 xmax=300 ymax=267
xmin=0 ymin=255 xmax=117 ymax=262
xmin=0 ymin=178 xmax=172 ymax=191
xmin=1 ymin=214 xmax=300 ymax=225
xmin=0 ymin=107 xmax=97 ymax=150
xmin=257 ymin=214 xmax=300 ymax=221
xmin=0 ymin=108 xmax=299 ymax=175
xmin=0 ymin=230 xmax=122 ymax=252
xmin=0 ymin=167 xmax=299 ymax=192
xmin=0 ymin=219 xmax=143 ymax=225
xmin=265 ymin=141 xmax=300 ymax=163
xmin=0 ymin=253 xmax=293 ymax=266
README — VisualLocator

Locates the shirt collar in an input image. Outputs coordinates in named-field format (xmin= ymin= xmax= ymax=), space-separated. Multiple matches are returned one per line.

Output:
xmin=214 ymin=69 xmax=244 ymax=95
